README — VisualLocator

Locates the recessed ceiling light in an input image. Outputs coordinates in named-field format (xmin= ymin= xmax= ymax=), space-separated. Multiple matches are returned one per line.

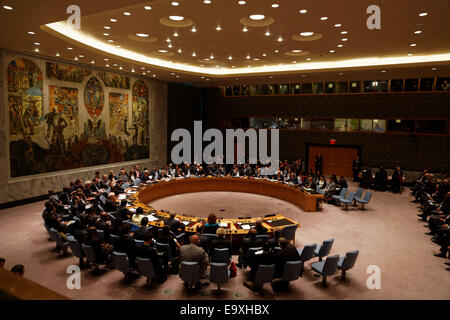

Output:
xmin=299 ymin=9 xmax=307 ymax=14
xmin=34 ymin=42 xmax=40 ymax=46
xmin=74 ymin=57 xmax=78 ymax=60
xmin=262 ymin=53 xmax=267 ymax=56
xmin=250 ymin=14 xmax=265 ymax=21
xmin=34 ymin=48 xmax=39 ymax=52
xmin=329 ymin=50 xmax=335 ymax=53
xmin=414 ymin=30 xmax=422 ymax=34
xmin=191 ymin=26 xmax=197 ymax=32
xmin=110 ymin=19 xmax=117 ymax=22
xmin=113 ymin=63 xmax=118 ymax=66
xmin=339 ymin=72 xmax=344 ymax=75
xmin=27 ymin=31 xmax=35 ymax=35
xmin=274 ymin=49 xmax=279 ymax=53
xmin=173 ymin=31 xmax=179 ymax=37
xmin=91 ymin=60 xmax=95 ymax=64
xmin=431 ymin=67 xmax=437 ymax=71
xmin=153 ymin=74 xmax=156 ymax=77
xmin=306 ymin=58 xmax=311 ymax=61
xmin=119 ymin=66 xmax=123 ymax=70
xmin=265 ymin=31 xmax=271 ymax=36
xmin=216 ymin=25 xmax=222 ymax=31
xmin=408 ymin=53 xmax=413 ymax=56
xmin=210 ymin=54 xmax=214 ymax=59
xmin=320 ymin=17 xmax=328 ymax=21
xmin=246 ymin=55 xmax=251 ymax=59
xmin=79 ymin=54 xmax=84 ymax=58
xmin=291 ymin=49 xmax=302 ymax=53
xmin=272 ymin=4 xmax=279 ymax=8
xmin=176 ymin=75 xmax=180 ymax=78
xmin=419 ymin=12 xmax=428 ymax=17
xmin=103 ymin=33 xmax=110 ymax=36
xmin=341 ymin=31 xmax=348 ymax=35
xmin=166 ymin=38 xmax=171 ymax=43
xmin=104 ymin=26 xmax=111 ymax=30
xmin=300 ymin=32 xmax=314 ymax=37
xmin=381 ymin=70 xmax=386 ymax=73
xmin=116 ymin=45 xmax=121 ymax=48
xmin=123 ymin=12 xmax=131 ymax=16
xmin=3 ymin=5 xmax=13 ymax=10
xmin=277 ymin=36 xmax=283 ymax=42
xmin=56 ymin=53 xmax=60 ymax=57
xmin=178 ymin=48 xmax=182 ymax=53
xmin=228 ymin=55 xmax=232 ymax=60
xmin=169 ymin=15 xmax=184 ymax=21
xmin=342 ymin=38 xmax=348 ymax=41
xmin=334 ymin=24 xmax=342 ymax=27
xmin=158 ymin=49 xmax=168 ymax=53
xmin=204 ymin=0 xmax=212 ymax=4
xmin=242 ymin=26 xmax=248 ymax=32
xmin=141 ymin=67 xmax=145 ymax=69
xmin=106 ymin=64 xmax=110 ymax=67
xmin=136 ymin=33 xmax=149 ymax=37
xmin=171 ymin=2 xmax=179 ymax=6
xmin=238 ymin=0 xmax=246 ymax=4
xmin=410 ymin=43 xmax=417 ymax=47
xmin=108 ymin=40 xmax=114 ymax=43
xmin=337 ymin=44 xmax=343 ymax=48
xmin=67 ymin=47 xmax=73 ymax=50
xmin=104 ymin=58 xmax=109 ymax=61
xmin=206 ymin=79 xmax=210 ymax=81
xmin=144 ymin=6 xmax=152 ymax=10
xmin=168 ymin=43 xmax=173 ymax=48
xmin=131 ymin=69 xmax=135 ymax=72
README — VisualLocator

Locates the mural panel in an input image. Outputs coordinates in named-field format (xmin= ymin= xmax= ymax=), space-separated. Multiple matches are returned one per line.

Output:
xmin=83 ymin=77 xmax=104 ymax=119
xmin=98 ymin=72 xmax=130 ymax=89
xmin=109 ymin=93 xmax=129 ymax=136
xmin=132 ymin=80 xmax=149 ymax=146
xmin=46 ymin=62 xmax=91 ymax=83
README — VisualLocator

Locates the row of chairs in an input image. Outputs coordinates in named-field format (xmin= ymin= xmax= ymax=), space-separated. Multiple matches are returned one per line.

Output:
xmin=330 ymin=187 xmax=373 ymax=210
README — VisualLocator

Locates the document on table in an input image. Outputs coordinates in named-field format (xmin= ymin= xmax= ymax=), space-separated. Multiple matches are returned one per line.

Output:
xmin=147 ymin=215 xmax=159 ymax=222
xmin=182 ymin=221 xmax=190 ymax=226
xmin=118 ymin=194 xmax=127 ymax=200
xmin=219 ymin=223 xmax=228 ymax=227
xmin=241 ymin=224 xmax=251 ymax=230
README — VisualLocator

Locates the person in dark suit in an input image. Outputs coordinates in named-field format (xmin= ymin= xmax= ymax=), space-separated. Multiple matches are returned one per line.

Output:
xmin=135 ymin=232 xmax=161 ymax=276
xmin=314 ymin=153 xmax=323 ymax=175
xmin=114 ymin=199 xmax=132 ymax=220
xmin=374 ymin=166 xmax=388 ymax=191
xmin=157 ymin=226 xmax=180 ymax=258
xmin=82 ymin=226 xmax=113 ymax=263
xmin=337 ymin=176 xmax=348 ymax=190
xmin=304 ymin=176 xmax=317 ymax=190
xmin=255 ymin=218 xmax=268 ymax=235
xmin=245 ymin=242 xmax=276 ymax=289
xmin=352 ymin=156 xmax=362 ymax=182
xmin=164 ymin=211 xmax=185 ymax=235
xmin=209 ymin=227 xmax=231 ymax=254
xmin=273 ymin=238 xmax=300 ymax=278
xmin=114 ymin=223 xmax=136 ymax=267
xmin=104 ymin=192 xmax=118 ymax=212
xmin=133 ymin=217 xmax=149 ymax=240
xmin=238 ymin=228 xmax=263 ymax=268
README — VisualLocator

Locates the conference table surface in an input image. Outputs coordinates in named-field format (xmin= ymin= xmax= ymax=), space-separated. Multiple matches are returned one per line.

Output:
xmin=124 ymin=177 xmax=324 ymax=236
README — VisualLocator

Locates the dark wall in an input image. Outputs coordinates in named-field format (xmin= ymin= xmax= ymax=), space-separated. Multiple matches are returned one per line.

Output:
xmin=203 ymin=89 xmax=450 ymax=172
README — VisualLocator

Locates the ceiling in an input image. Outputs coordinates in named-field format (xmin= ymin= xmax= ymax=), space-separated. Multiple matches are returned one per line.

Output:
xmin=1 ymin=0 xmax=450 ymax=87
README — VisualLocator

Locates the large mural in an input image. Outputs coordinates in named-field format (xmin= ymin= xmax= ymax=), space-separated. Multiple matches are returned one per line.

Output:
xmin=7 ymin=58 xmax=150 ymax=178
xmin=98 ymin=72 xmax=130 ymax=89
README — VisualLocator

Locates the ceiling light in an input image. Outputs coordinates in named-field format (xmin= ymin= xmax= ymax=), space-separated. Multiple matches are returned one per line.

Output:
xmin=3 ymin=5 xmax=13 ymax=10
xmin=104 ymin=26 xmax=110 ymax=30
xmin=299 ymin=9 xmax=307 ymax=14
xmin=67 ymin=47 xmax=73 ymax=50
xmin=342 ymin=38 xmax=348 ymax=41
xmin=206 ymin=79 xmax=210 ymax=81
xmin=192 ymin=52 xmax=196 ymax=57
xmin=381 ymin=70 xmax=386 ymax=73
xmin=104 ymin=58 xmax=109 ymax=61
xmin=34 ymin=48 xmax=39 ymax=52
xmin=277 ymin=36 xmax=283 ymax=42
xmin=216 ymin=25 xmax=222 ymax=31
xmin=116 ymin=45 xmax=121 ymax=48
xmin=191 ymin=26 xmax=197 ymax=32
xmin=176 ymin=75 xmax=180 ymax=78
xmin=168 ymin=43 xmax=173 ymax=48
xmin=238 ymin=0 xmax=246 ymax=4
xmin=79 ymin=54 xmax=84 ymax=58
xmin=274 ymin=49 xmax=279 ymax=53
xmin=27 ymin=31 xmax=35 ymax=35
xmin=106 ymin=64 xmax=110 ymax=67
xmin=166 ymin=38 xmax=171 ymax=42
xmin=320 ymin=17 xmax=328 ymax=21
xmin=337 ymin=44 xmax=343 ymax=48
xmin=141 ymin=67 xmax=145 ymax=69
xmin=334 ymin=24 xmax=342 ymax=27
xmin=110 ymin=19 xmax=117 ymax=22
xmin=419 ymin=12 xmax=428 ymax=17
xmin=103 ymin=33 xmax=109 ymax=36
xmin=300 ymin=32 xmax=314 ymax=37
xmin=253 ymin=58 xmax=260 ymax=61
xmin=171 ymin=2 xmax=179 ymax=6
xmin=131 ymin=69 xmax=135 ymax=72
xmin=119 ymin=66 xmax=123 ymax=70
xmin=113 ymin=63 xmax=118 ymax=66
xmin=210 ymin=54 xmax=214 ymax=59
xmin=292 ymin=49 xmax=302 ymax=53
xmin=243 ymin=26 xmax=248 ymax=32
xmin=250 ymin=14 xmax=265 ymax=21
xmin=74 ymin=57 xmax=78 ymax=60
xmin=262 ymin=53 xmax=267 ymax=56
xmin=410 ymin=43 xmax=416 ymax=47
xmin=169 ymin=16 xmax=184 ymax=21
xmin=173 ymin=31 xmax=179 ymax=37
xmin=272 ymin=4 xmax=279 ymax=8
xmin=34 ymin=42 xmax=40 ymax=46
xmin=339 ymin=73 xmax=344 ymax=75
xmin=56 ymin=53 xmax=60 ymax=57
xmin=414 ymin=30 xmax=422 ymax=34
xmin=306 ymin=58 xmax=311 ymax=61
xmin=431 ymin=67 xmax=437 ymax=71
xmin=153 ymin=75 xmax=156 ymax=77
xmin=265 ymin=31 xmax=271 ymax=36
xmin=246 ymin=55 xmax=251 ymax=59
xmin=204 ymin=0 xmax=212 ymax=4
xmin=108 ymin=40 xmax=114 ymax=42
xmin=228 ymin=56 xmax=232 ymax=60
xmin=144 ymin=6 xmax=152 ymax=10
xmin=123 ymin=12 xmax=131 ymax=16
xmin=158 ymin=49 xmax=168 ymax=53
xmin=408 ymin=53 xmax=413 ymax=56
xmin=178 ymin=48 xmax=182 ymax=53
xmin=329 ymin=50 xmax=335 ymax=53
xmin=91 ymin=60 xmax=95 ymax=64
xmin=136 ymin=33 xmax=149 ymax=37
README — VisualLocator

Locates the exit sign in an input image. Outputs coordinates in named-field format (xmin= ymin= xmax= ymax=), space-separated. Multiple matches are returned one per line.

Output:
xmin=330 ymin=139 xmax=336 ymax=145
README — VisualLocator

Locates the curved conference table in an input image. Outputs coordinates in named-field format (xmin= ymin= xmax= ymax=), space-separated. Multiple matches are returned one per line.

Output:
xmin=125 ymin=177 xmax=323 ymax=252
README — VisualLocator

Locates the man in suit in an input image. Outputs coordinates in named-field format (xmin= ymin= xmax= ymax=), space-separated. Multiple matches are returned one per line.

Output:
xmin=133 ymin=217 xmax=149 ymax=240
xmin=114 ymin=199 xmax=131 ymax=220
xmin=105 ymin=192 xmax=118 ymax=212
xmin=238 ymin=228 xmax=263 ymax=268
xmin=209 ymin=227 xmax=231 ymax=254
xmin=314 ymin=153 xmax=323 ymax=175
xmin=243 ymin=242 xmax=276 ymax=291
xmin=164 ymin=211 xmax=185 ymax=235
xmin=255 ymin=218 xmax=268 ymax=235
xmin=273 ymin=238 xmax=300 ymax=278
xmin=352 ymin=156 xmax=362 ymax=182
xmin=135 ymin=232 xmax=161 ymax=276
xmin=180 ymin=234 xmax=209 ymax=283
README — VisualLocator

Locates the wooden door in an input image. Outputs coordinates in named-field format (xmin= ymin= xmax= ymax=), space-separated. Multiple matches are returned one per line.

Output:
xmin=308 ymin=146 xmax=359 ymax=178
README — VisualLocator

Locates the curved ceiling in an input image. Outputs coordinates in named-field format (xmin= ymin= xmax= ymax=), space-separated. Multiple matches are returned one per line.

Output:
xmin=1 ymin=0 xmax=450 ymax=86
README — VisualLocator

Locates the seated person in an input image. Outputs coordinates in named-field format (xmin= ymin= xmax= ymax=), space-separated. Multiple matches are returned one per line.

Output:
xmin=114 ymin=199 xmax=132 ymax=220
xmin=180 ymin=234 xmax=209 ymax=285
xmin=244 ymin=242 xmax=276 ymax=290
xmin=255 ymin=218 xmax=268 ymax=235
xmin=273 ymin=238 xmax=300 ymax=279
xmin=133 ymin=217 xmax=150 ymax=240
xmin=114 ymin=224 xmax=136 ymax=267
xmin=203 ymin=213 xmax=219 ymax=234
xmin=105 ymin=192 xmax=118 ymax=212
xmin=324 ymin=177 xmax=337 ymax=202
xmin=374 ymin=166 xmax=388 ymax=191
xmin=337 ymin=176 xmax=348 ymax=190
xmin=209 ymin=227 xmax=231 ymax=254
xmin=238 ymin=228 xmax=263 ymax=268
xmin=135 ymin=232 xmax=161 ymax=276
xmin=82 ymin=226 xmax=113 ymax=263
xmin=164 ymin=211 xmax=185 ymax=235
xmin=157 ymin=226 xmax=180 ymax=258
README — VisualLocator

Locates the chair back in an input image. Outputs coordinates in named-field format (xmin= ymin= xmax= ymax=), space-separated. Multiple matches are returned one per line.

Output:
xmin=212 ymin=248 xmax=230 ymax=264
xmin=67 ymin=236 xmax=82 ymax=258
xmin=202 ymin=233 xmax=219 ymax=239
xmin=254 ymin=264 xmax=275 ymax=285
xmin=210 ymin=262 xmax=229 ymax=284
xmin=107 ymin=212 xmax=116 ymax=220
xmin=355 ymin=188 xmax=363 ymax=199
xmin=363 ymin=191 xmax=373 ymax=202
xmin=319 ymin=239 xmax=334 ymax=257
xmin=322 ymin=254 xmax=340 ymax=276
xmin=346 ymin=192 xmax=355 ymax=202
xmin=247 ymin=246 xmax=263 ymax=259
xmin=273 ymin=247 xmax=282 ymax=253
xmin=46 ymin=226 xmax=57 ymax=241
xmin=112 ymin=251 xmax=131 ymax=273
xmin=281 ymin=225 xmax=297 ymax=241
xmin=50 ymin=229 xmax=65 ymax=247
xmin=99 ymin=195 xmax=107 ymax=205
xmin=256 ymin=235 xmax=270 ymax=242
xmin=156 ymin=242 xmax=173 ymax=261
xmin=342 ymin=250 xmax=360 ymax=270
xmin=81 ymin=244 xmax=97 ymax=264
xmin=282 ymin=260 xmax=302 ymax=282
xmin=180 ymin=261 xmax=200 ymax=283
xmin=299 ymin=243 xmax=317 ymax=262
xmin=339 ymin=188 xmax=347 ymax=198
xmin=136 ymin=257 xmax=156 ymax=278
xmin=96 ymin=229 xmax=105 ymax=239
xmin=134 ymin=239 xmax=145 ymax=247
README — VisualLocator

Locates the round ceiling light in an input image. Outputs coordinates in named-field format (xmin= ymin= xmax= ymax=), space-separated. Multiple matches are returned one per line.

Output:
xmin=292 ymin=49 xmax=302 ymax=53
xmin=300 ymin=32 xmax=314 ymax=37
xmin=250 ymin=14 xmax=265 ymax=21
xmin=238 ymin=0 xmax=246 ymax=4
xmin=169 ymin=15 xmax=184 ymax=21
xmin=110 ymin=19 xmax=117 ymax=22
xmin=272 ymin=4 xmax=279 ymax=8
xmin=160 ymin=16 xmax=193 ymax=27
xmin=299 ymin=9 xmax=307 ymax=14
xmin=144 ymin=6 xmax=152 ymax=10
xmin=158 ymin=49 xmax=168 ymax=53
xmin=292 ymin=32 xmax=322 ymax=41
xmin=240 ymin=15 xmax=274 ymax=27
xmin=320 ymin=16 xmax=328 ymax=21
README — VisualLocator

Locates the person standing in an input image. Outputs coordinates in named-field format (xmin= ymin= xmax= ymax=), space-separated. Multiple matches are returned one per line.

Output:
xmin=314 ymin=153 xmax=323 ymax=176
xmin=352 ymin=156 xmax=362 ymax=182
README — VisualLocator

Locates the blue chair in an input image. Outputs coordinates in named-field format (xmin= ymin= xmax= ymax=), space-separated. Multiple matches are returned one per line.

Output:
xmin=282 ymin=261 xmax=302 ymax=286
xmin=132 ymin=178 xmax=141 ymax=186
xmin=316 ymin=185 xmax=326 ymax=195
xmin=96 ymin=229 xmax=105 ymax=240
xmin=355 ymin=191 xmax=373 ymax=210
xmin=67 ymin=236 xmax=84 ymax=266
xmin=112 ymin=251 xmax=132 ymax=276
xmin=340 ymin=191 xmax=355 ymax=210
xmin=245 ymin=247 xmax=263 ymax=269
xmin=156 ymin=242 xmax=174 ymax=262
xmin=134 ymin=239 xmax=144 ymax=247
xmin=273 ymin=246 xmax=282 ymax=254
xmin=210 ymin=262 xmax=229 ymax=294
xmin=136 ymin=257 xmax=157 ymax=285
xmin=180 ymin=261 xmax=200 ymax=292
xmin=281 ymin=225 xmax=297 ymax=246
xmin=332 ymin=188 xmax=347 ymax=205
xmin=353 ymin=188 xmax=363 ymax=205
xmin=337 ymin=250 xmax=360 ymax=281
xmin=297 ymin=243 xmax=317 ymax=276
xmin=212 ymin=248 xmax=231 ymax=264
xmin=311 ymin=254 xmax=340 ymax=287
xmin=99 ymin=195 xmax=107 ymax=205
xmin=254 ymin=264 xmax=275 ymax=295
xmin=202 ymin=233 xmax=219 ymax=240
xmin=82 ymin=244 xmax=102 ymax=271
xmin=45 ymin=224 xmax=56 ymax=241
xmin=256 ymin=235 xmax=270 ymax=242
xmin=49 ymin=229 xmax=69 ymax=255
xmin=314 ymin=239 xmax=334 ymax=262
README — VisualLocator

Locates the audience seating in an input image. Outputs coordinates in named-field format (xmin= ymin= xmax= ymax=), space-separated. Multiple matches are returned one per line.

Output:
xmin=67 ymin=236 xmax=84 ymax=266
xmin=156 ymin=242 xmax=174 ymax=263
xmin=340 ymin=191 xmax=356 ymax=210
xmin=337 ymin=250 xmax=360 ymax=281
xmin=49 ymin=229 xmax=69 ymax=255
xmin=136 ymin=257 xmax=157 ymax=285
xmin=281 ymin=260 xmax=302 ymax=287
xmin=254 ymin=264 xmax=275 ymax=295
xmin=211 ymin=248 xmax=231 ymax=264
xmin=353 ymin=188 xmax=363 ymax=206
xmin=281 ymin=225 xmax=297 ymax=246
xmin=332 ymin=188 xmax=347 ymax=205
xmin=297 ymin=243 xmax=317 ymax=276
xmin=355 ymin=191 xmax=373 ymax=210
xmin=82 ymin=244 xmax=103 ymax=271
xmin=311 ymin=254 xmax=340 ymax=287
xmin=112 ymin=251 xmax=132 ymax=277
xmin=180 ymin=261 xmax=200 ymax=292
xmin=210 ymin=262 xmax=229 ymax=294
xmin=314 ymin=239 xmax=334 ymax=262
xmin=134 ymin=239 xmax=144 ymax=247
